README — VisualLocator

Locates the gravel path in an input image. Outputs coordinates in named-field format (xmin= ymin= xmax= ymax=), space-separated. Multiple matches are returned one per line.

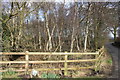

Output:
xmin=105 ymin=43 xmax=119 ymax=78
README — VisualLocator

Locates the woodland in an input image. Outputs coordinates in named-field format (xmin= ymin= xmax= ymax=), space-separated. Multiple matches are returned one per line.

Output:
xmin=0 ymin=2 xmax=119 ymax=52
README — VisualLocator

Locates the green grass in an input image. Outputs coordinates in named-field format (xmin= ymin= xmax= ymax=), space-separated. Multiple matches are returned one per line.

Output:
xmin=41 ymin=72 xmax=60 ymax=78
xmin=106 ymin=59 xmax=112 ymax=64
xmin=1 ymin=70 xmax=21 ymax=79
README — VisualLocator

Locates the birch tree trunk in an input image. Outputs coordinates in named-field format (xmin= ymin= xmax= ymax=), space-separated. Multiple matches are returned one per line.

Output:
xmin=45 ymin=12 xmax=51 ymax=51
xmin=38 ymin=31 xmax=42 ymax=49
xmin=84 ymin=3 xmax=92 ymax=52
xmin=70 ymin=4 xmax=78 ymax=52
xmin=84 ymin=24 xmax=89 ymax=52
xmin=45 ymin=12 xmax=56 ymax=51
xmin=70 ymin=27 xmax=75 ymax=52
xmin=76 ymin=36 xmax=80 ymax=51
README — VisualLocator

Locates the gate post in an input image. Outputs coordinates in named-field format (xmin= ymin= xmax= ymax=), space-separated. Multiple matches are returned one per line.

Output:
xmin=25 ymin=51 xmax=29 ymax=75
xmin=64 ymin=52 xmax=68 ymax=76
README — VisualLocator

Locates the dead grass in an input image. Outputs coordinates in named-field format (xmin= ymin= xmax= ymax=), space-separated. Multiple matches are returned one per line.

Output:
xmin=95 ymin=48 xmax=113 ymax=77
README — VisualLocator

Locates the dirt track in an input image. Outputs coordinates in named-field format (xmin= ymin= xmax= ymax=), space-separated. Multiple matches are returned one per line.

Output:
xmin=105 ymin=43 xmax=119 ymax=78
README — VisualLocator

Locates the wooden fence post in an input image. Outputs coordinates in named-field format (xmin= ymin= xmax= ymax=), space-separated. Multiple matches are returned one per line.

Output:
xmin=25 ymin=51 xmax=29 ymax=74
xmin=64 ymin=52 xmax=68 ymax=76
xmin=94 ymin=52 xmax=99 ymax=71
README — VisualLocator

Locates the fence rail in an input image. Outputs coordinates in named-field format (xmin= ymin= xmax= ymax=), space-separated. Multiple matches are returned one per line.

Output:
xmin=0 ymin=52 xmax=99 ymax=55
xmin=0 ymin=47 xmax=104 ymax=76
